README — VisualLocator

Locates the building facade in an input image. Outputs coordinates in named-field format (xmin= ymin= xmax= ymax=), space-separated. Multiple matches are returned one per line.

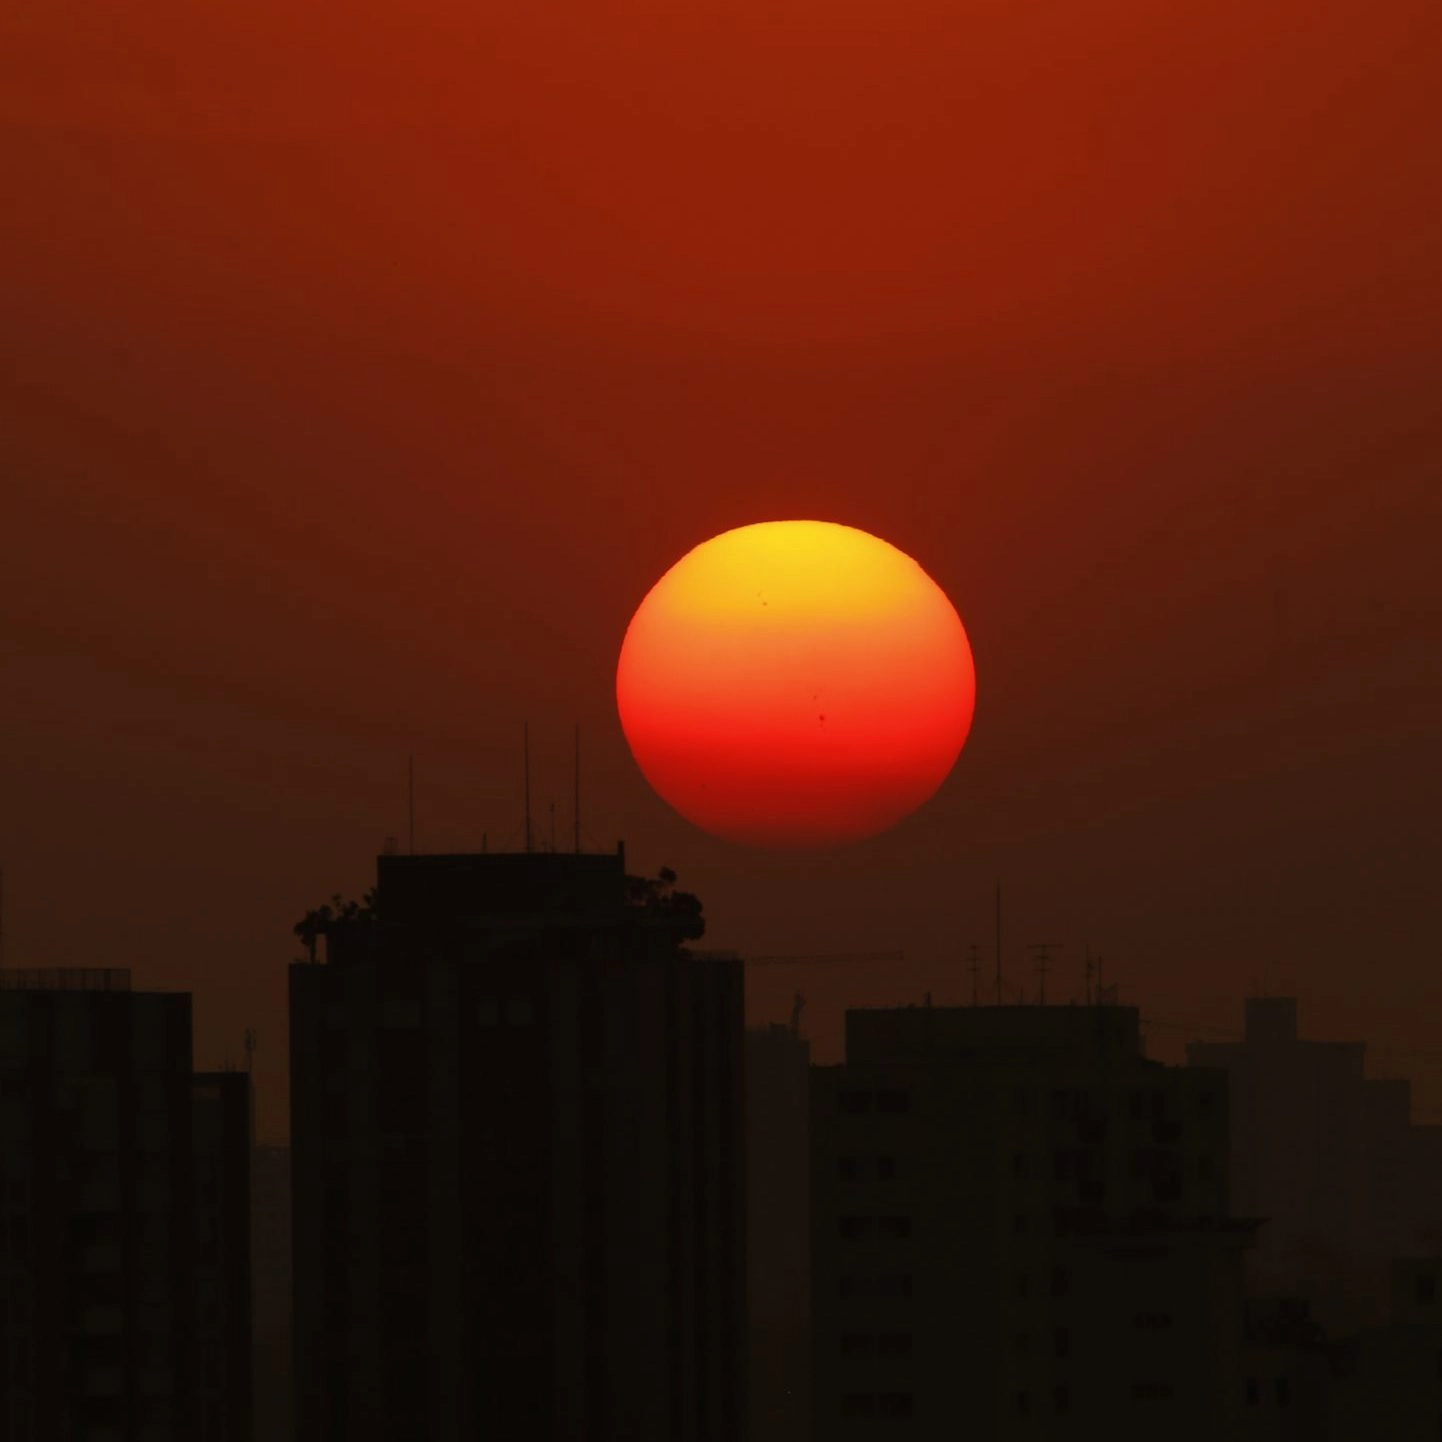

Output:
xmin=0 ymin=968 xmax=252 ymax=1441
xmin=289 ymin=849 xmax=746 ymax=1442
xmin=745 ymin=1021 xmax=811 ymax=1442
xmin=812 ymin=1003 xmax=1252 ymax=1441
xmin=1188 ymin=996 xmax=1442 ymax=1333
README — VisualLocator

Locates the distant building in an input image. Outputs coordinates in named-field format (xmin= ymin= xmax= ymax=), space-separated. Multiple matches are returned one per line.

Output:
xmin=1329 ymin=1257 xmax=1442 ymax=1441
xmin=1238 ymin=1297 xmax=1331 ymax=1441
xmin=289 ymin=848 xmax=746 ymax=1441
xmin=0 ymin=967 xmax=252 ymax=1440
xmin=812 ymin=1002 xmax=1254 ymax=1441
xmin=746 ymin=1020 xmax=811 ymax=1442
xmin=1188 ymin=997 xmax=1442 ymax=1332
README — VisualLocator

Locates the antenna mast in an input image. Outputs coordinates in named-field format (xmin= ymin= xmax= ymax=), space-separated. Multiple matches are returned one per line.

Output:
xmin=967 ymin=943 xmax=981 ymax=1006
xmin=407 ymin=755 xmax=415 ymax=855
xmin=574 ymin=724 xmax=581 ymax=854
xmin=994 ymin=882 xmax=1002 ymax=1006
xmin=524 ymin=722 xmax=533 ymax=853
xmin=1027 ymin=943 xmax=1062 ymax=1005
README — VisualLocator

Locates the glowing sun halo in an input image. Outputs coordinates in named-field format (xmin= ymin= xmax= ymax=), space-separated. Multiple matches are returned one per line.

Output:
xmin=616 ymin=520 xmax=976 ymax=847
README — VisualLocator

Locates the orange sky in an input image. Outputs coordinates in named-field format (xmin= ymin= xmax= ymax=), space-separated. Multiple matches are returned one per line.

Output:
xmin=3 ymin=0 xmax=1441 ymax=1139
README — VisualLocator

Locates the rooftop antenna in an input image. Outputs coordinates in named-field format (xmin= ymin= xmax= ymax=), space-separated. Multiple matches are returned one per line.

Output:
xmin=574 ymin=724 xmax=581 ymax=854
xmin=966 ymin=943 xmax=982 ymax=1006
xmin=994 ymin=881 xmax=1002 ymax=1006
xmin=549 ymin=800 xmax=556 ymax=853
xmin=1084 ymin=943 xmax=1095 ymax=1006
xmin=789 ymin=992 xmax=806 ymax=1038
xmin=407 ymin=755 xmax=415 ymax=854
xmin=243 ymin=1027 xmax=257 ymax=1074
xmin=0 ymin=867 xmax=5 ymax=966
xmin=524 ymin=722 xmax=533 ymax=854
xmin=1028 ymin=942 xmax=1062 ymax=1005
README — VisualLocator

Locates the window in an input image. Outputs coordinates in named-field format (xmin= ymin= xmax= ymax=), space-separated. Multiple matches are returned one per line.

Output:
xmin=877 ymin=1216 xmax=912 ymax=1241
xmin=1014 ymin=1332 xmax=1031 ymax=1357
xmin=1050 ymin=1266 xmax=1069 ymax=1299
xmin=1199 ymin=1091 xmax=1215 ymax=1117
xmin=1014 ymin=1391 xmax=1031 ymax=1418
xmin=877 ymin=1333 xmax=913 ymax=1360
xmin=878 ymin=1393 xmax=913 ymax=1419
xmin=1418 ymin=1273 xmax=1437 ymax=1305
xmin=839 ymin=1091 xmax=872 ymax=1116
xmin=1053 ymin=1328 xmax=1069 ymax=1360
xmin=877 ymin=1090 xmax=910 ymax=1116
xmin=1015 ymin=1273 xmax=1031 ymax=1299
xmin=840 ymin=1216 xmax=875 ymax=1242
xmin=1013 ymin=1153 xmax=1028 ymax=1179
xmin=1198 ymin=1156 xmax=1215 ymax=1182
xmin=1013 ymin=1214 xmax=1030 ymax=1237
xmin=841 ymin=1394 xmax=875 ymax=1419
xmin=1275 ymin=1377 xmax=1290 ymax=1406
xmin=1013 ymin=1088 xmax=1035 ymax=1117
xmin=876 ymin=1155 xmax=898 ymax=1182
xmin=837 ymin=1157 xmax=859 ymax=1183
xmin=505 ymin=996 xmax=535 ymax=1026
xmin=1052 ymin=1383 xmax=1070 ymax=1415
xmin=840 ymin=1334 xmax=875 ymax=1360
xmin=1134 ymin=1312 xmax=1174 ymax=1331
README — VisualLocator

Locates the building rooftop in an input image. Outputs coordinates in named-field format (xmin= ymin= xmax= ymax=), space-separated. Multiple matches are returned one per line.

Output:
xmin=844 ymin=1002 xmax=1144 ymax=1066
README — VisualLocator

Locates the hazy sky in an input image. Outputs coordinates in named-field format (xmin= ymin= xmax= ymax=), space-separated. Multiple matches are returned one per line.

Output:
xmin=4 ymin=0 xmax=1441 ymax=1139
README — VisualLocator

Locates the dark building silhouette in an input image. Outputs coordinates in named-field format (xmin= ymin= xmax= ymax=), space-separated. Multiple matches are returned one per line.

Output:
xmin=1237 ymin=1296 xmax=1332 ymax=1441
xmin=1188 ymin=996 xmax=1442 ymax=1333
xmin=0 ymin=968 xmax=252 ymax=1441
xmin=250 ymin=1144 xmax=292 ymax=1442
xmin=289 ymin=848 xmax=746 ymax=1441
xmin=812 ymin=1002 xmax=1255 ymax=1440
xmin=745 ymin=1019 xmax=811 ymax=1442
xmin=1328 ymin=1256 xmax=1442 ymax=1440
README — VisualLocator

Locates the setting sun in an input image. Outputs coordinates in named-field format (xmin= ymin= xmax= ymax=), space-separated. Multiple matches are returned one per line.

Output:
xmin=616 ymin=520 xmax=976 ymax=847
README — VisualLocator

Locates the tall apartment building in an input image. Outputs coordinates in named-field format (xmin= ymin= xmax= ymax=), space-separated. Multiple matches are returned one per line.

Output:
xmin=1188 ymin=996 xmax=1442 ymax=1332
xmin=745 ymin=1020 xmax=811 ymax=1442
xmin=0 ymin=968 xmax=252 ymax=1441
xmin=289 ymin=848 xmax=746 ymax=1442
xmin=812 ymin=1003 xmax=1253 ymax=1441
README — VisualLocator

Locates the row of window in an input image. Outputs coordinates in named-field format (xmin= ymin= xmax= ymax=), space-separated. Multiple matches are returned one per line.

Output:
xmin=1245 ymin=1377 xmax=1291 ymax=1406
xmin=840 ymin=1086 xmax=1216 ymax=1122
xmin=1010 ymin=1151 xmax=1215 ymax=1182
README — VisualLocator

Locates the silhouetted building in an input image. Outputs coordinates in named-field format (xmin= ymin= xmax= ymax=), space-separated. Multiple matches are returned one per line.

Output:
xmin=0 ymin=967 xmax=252 ymax=1440
xmin=250 ymin=1144 xmax=292 ymax=1442
xmin=1238 ymin=1297 xmax=1331 ymax=1441
xmin=746 ymin=1020 xmax=811 ymax=1442
xmin=1324 ymin=1257 xmax=1442 ymax=1440
xmin=812 ymin=1002 xmax=1254 ymax=1441
xmin=1188 ymin=997 xmax=1442 ymax=1332
xmin=289 ymin=848 xmax=745 ymax=1441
